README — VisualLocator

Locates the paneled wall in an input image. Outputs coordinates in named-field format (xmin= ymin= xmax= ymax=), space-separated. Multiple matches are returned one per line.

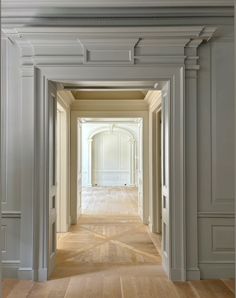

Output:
xmin=0 ymin=19 xmax=234 ymax=280
xmin=1 ymin=37 xmax=21 ymax=277
xmin=93 ymin=131 xmax=131 ymax=186
xmin=81 ymin=122 xmax=139 ymax=187
xmin=197 ymin=24 xmax=234 ymax=278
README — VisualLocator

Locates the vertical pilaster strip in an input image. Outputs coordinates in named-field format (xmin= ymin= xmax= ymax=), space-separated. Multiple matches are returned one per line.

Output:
xmin=185 ymin=43 xmax=201 ymax=280
xmin=18 ymin=65 xmax=35 ymax=280
xmin=88 ymin=138 xmax=93 ymax=187
xmin=129 ymin=139 xmax=136 ymax=186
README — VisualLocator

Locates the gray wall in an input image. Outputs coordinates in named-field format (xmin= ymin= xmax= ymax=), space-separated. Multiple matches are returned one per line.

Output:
xmin=1 ymin=19 xmax=235 ymax=280
xmin=197 ymin=24 xmax=235 ymax=278
xmin=1 ymin=37 xmax=21 ymax=277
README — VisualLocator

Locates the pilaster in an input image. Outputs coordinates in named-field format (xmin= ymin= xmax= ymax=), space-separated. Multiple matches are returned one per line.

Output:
xmin=18 ymin=64 xmax=35 ymax=280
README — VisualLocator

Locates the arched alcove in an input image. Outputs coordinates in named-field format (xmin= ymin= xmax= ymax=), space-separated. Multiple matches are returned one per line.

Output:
xmin=87 ymin=125 xmax=137 ymax=187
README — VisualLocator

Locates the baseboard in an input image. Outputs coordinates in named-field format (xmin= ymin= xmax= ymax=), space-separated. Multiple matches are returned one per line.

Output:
xmin=186 ymin=267 xmax=201 ymax=280
xmin=199 ymin=263 xmax=235 ymax=279
xmin=18 ymin=267 xmax=34 ymax=280
xmin=170 ymin=268 xmax=186 ymax=281
xmin=38 ymin=268 xmax=48 ymax=282
xmin=2 ymin=261 xmax=20 ymax=279
xmin=148 ymin=222 xmax=154 ymax=233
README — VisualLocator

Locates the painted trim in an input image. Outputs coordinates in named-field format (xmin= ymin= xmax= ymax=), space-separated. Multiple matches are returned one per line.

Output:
xmin=71 ymin=110 xmax=148 ymax=225
xmin=2 ymin=211 xmax=21 ymax=218
xmin=198 ymin=212 xmax=235 ymax=218
xmin=3 ymin=26 xmax=216 ymax=282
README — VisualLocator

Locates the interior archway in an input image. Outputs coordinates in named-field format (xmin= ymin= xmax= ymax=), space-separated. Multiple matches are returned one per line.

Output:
xmin=88 ymin=125 xmax=137 ymax=187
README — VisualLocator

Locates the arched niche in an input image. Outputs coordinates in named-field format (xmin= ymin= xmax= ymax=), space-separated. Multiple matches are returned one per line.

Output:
xmin=87 ymin=125 xmax=137 ymax=187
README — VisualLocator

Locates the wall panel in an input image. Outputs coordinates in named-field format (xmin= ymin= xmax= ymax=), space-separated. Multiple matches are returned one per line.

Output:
xmin=197 ymin=25 xmax=234 ymax=278
xmin=93 ymin=131 xmax=131 ymax=186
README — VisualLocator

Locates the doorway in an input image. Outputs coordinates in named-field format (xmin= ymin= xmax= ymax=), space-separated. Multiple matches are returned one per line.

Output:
xmin=52 ymin=84 xmax=168 ymax=280
xmin=52 ymin=87 xmax=166 ymax=282
xmin=80 ymin=118 xmax=142 ymax=217
xmin=36 ymin=74 xmax=185 ymax=282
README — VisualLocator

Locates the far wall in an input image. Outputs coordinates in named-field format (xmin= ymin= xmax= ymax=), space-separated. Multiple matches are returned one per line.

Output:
xmin=81 ymin=122 xmax=140 ymax=187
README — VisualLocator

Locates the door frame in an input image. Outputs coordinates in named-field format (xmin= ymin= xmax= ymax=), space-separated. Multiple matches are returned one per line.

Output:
xmin=149 ymin=93 xmax=162 ymax=234
xmin=72 ymin=113 xmax=147 ymax=223
xmin=56 ymin=101 xmax=69 ymax=233
xmin=34 ymin=64 xmax=185 ymax=282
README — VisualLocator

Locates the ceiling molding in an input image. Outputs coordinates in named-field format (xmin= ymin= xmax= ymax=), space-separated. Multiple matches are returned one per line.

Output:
xmin=144 ymin=90 xmax=162 ymax=108
xmin=2 ymin=8 xmax=234 ymax=28
xmin=57 ymin=90 xmax=75 ymax=108
xmin=2 ymin=0 xmax=233 ymax=8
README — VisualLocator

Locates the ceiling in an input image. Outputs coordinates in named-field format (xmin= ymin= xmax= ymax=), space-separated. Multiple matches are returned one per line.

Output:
xmin=71 ymin=90 xmax=148 ymax=100
xmin=61 ymin=80 xmax=163 ymax=101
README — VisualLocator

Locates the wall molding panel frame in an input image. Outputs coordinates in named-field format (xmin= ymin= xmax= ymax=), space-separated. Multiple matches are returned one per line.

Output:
xmin=1 ymin=26 xmax=224 ymax=281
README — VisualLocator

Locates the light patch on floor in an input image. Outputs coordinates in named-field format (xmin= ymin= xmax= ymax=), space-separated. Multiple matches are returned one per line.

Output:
xmin=82 ymin=187 xmax=138 ymax=216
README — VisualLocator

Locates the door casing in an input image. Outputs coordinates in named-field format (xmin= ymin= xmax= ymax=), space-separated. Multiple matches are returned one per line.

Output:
xmin=34 ymin=65 xmax=186 ymax=282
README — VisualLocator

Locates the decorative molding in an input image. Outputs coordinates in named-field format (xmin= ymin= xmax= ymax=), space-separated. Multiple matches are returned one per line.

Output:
xmin=144 ymin=90 xmax=162 ymax=109
xmin=1 ymin=38 xmax=8 ymax=205
xmin=18 ymin=267 xmax=34 ymax=280
xmin=2 ymin=261 xmax=21 ymax=279
xmin=2 ymin=26 xmax=216 ymax=69
xmin=199 ymin=263 xmax=235 ymax=279
xmin=79 ymin=38 xmax=139 ymax=65
xmin=198 ymin=212 xmax=235 ymax=218
xmin=1 ymin=225 xmax=7 ymax=252
xmin=57 ymin=90 xmax=74 ymax=108
xmin=212 ymin=225 xmax=234 ymax=253
xmin=186 ymin=268 xmax=201 ymax=280
xmin=2 ymin=211 xmax=22 ymax=218
xmin=2 ymin=260 xmax=20 ymax=264
xmin=2 ymin=0 xmax=233 ymax=8
xmin=88 ymin=124 xmax=137 ymax=141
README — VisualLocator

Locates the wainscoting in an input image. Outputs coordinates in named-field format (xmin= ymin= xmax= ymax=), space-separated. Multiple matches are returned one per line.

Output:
xmin=1 ymin=212 xmax=21 ymax=278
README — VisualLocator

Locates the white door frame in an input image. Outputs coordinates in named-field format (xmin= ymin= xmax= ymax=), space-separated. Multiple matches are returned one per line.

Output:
xmin=56 ymin=102 xmax=69 ymax=233
xmin=35 ymin=64 xmax=185 ymax=282
xmin=72 ymin=113 xmax=147 ymax=221
xmin=149 ymin=94 xmax=162 ymax=234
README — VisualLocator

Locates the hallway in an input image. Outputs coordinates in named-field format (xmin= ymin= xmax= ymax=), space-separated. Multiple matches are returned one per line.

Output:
xmin=82 ymin=187 xmax=138 ymax=215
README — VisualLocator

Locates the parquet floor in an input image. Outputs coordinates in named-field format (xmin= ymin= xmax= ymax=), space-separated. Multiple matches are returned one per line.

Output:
xmin=81 ymin=187 xmax=138 ymax=215
xmin=2 ymin=188 xmax=235 ymax=297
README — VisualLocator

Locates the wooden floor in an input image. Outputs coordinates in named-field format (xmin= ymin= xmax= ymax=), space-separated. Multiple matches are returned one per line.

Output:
xmin=3 ymin=187 xmax=235 ymax=297
xmin=81 ymin=187 xmax=138 ymax=215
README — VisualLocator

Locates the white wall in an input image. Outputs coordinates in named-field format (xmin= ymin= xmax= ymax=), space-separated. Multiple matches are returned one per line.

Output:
xmin=56 ymin=97 xmax=71 ymax=233
xmin=81 ymin=122 xmax=140 ymax=187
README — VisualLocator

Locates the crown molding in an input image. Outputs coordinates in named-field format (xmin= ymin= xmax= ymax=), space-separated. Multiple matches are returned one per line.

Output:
xmin=2 ymin=0 xmax=233 ymax=8
xmin=3 ymin=26 xmax=217 ymax=39
xmin=1 ymin=2 xmax=233 ymax=27
xmin=144 ymin=90 xmax=162 ymax=108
